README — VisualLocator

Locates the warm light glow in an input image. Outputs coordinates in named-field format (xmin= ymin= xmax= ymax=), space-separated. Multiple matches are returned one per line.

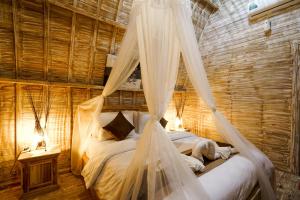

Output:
xmin=31 ymin=132 xmax=49 ymax=150
xmin=18 ymin=118 xmax=36 ymax=149
xmin=17 ymin=118 xmax=49 ymax=151
xmin=175 ymin=117 xmax=183 ymax=129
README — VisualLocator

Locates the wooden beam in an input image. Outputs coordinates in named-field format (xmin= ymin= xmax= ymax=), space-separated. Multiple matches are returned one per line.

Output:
xmin=68 ymin=87 xmax=73 ymax=162
xmin=291 ymin=41 xmax=300 ymax=175
xmin=87 ymin=21 xmax=98 ymax=84
xmin=110 ymin=27 xmax=117 ymax=54
xmin=115 ymin=0 xmax=123 ymax=22
xmin=48 ymin=0 xmax=126 ymax=30
xmin=87 ymin=0 xmax=102 ymax=84
xmin=0 ymin=77 xmax=144 ymax=91
xmin=15 ymin=84 xmax=21 ymax=153
xmin=44 ymin=0 xmax=50 ymax=80
xmin=14 ymin=83 xmax=17 ymax=162
xmin=68 ymin=0 xmax=78 ymax=82
xmin=249 ymin=0 xmax=300 ymax=22
xmin=12 ymin=0 xmax=19 ymax=78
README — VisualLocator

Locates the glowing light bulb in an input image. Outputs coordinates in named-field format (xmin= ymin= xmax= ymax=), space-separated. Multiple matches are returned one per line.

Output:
xmin=175 ymin=117 xmax=183 ymax=130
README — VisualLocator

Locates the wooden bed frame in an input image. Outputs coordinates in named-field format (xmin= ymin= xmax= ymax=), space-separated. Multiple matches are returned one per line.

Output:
xmin=81 ymin=149 xmax=272 ymax=200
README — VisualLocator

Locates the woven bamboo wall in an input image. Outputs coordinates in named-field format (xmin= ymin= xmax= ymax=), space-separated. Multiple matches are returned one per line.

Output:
xmin=179 ymin=0 xmax=300 ymax=173
xmin=0 ymin=0 xmax=215 ymax=186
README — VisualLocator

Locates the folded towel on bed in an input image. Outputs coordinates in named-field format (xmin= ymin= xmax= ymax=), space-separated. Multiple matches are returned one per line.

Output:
xmin=191 ymin=139 xmax=235 ymax=162
xmin=181 ymin=154 xmax=205 ymax=172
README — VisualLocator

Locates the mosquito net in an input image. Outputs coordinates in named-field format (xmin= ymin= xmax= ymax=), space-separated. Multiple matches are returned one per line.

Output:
xmin=71 ymin=0 xmax=275 ymax=199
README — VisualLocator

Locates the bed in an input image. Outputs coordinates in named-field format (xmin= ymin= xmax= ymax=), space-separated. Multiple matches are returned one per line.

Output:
xmin=80 ymin=111 xmax=274 ymax=200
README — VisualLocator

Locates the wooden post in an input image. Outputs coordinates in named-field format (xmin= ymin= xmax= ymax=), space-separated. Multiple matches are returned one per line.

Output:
xmin=15 ymin=84 xmax=20 ymax=154
xmin=14 ymin=84 xmax=18 ymax=164
xmin=291 ymin=41 xmax=300 ymax=175
xmin=44 ymin=0 xmax=50 ymax=81
xmin=87 ymin=0 xmax=102 ymax=84
xmin=68 ymin=0 xmax=78 ymax=82
xmin=12 ymin=0 xmax=19 ymax=79
xmin=115 ymin=0 xmax=123 ymax=22
xmin=110 ymin=27 xmax=117 ymax=55
xmin=68 ymin=87 xmax=73 ymax=160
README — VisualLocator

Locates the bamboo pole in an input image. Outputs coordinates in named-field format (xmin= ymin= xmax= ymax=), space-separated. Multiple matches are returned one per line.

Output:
xmin=12 ymin=0 xmax=19 ymax=78
xmin=291 ymin=40 xmax=300 ymax=175
xmin=67 ymin=0 xmax=78 ymax=82
xmin=44 ymin=0 xmax=50 ymax=80
xmin=87 ymin=0 xmax=102 ymax=84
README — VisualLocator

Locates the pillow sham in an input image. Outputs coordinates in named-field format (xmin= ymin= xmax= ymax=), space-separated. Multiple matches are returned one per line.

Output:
xmin=159 ymin=117 xmax=168 ymax=128
xmin=94 ymin=111 xmax=135 ymax=140
xmin=103 ymin=112 xmax=135 ymax=140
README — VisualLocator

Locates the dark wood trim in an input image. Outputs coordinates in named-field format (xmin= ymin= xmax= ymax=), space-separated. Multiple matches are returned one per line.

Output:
xmin=291 ymin=40 xmax=300 ymax=175
xmin=12 ymin=0 xmax=19 ymax=78
xmin=67 ymin=0 xmax=78 ymax=82
xmin=44 ymin=0 xmax=50 ymax=80
xmin=110 ymin=27 xmax=117 ymax=54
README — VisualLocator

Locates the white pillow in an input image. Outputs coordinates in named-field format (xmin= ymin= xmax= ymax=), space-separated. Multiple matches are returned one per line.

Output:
xmin=138 ymin=112 xmax=150 ymax=134
xmin=98 ymin=111 xmax=134 ymax=127
xmin=95 ymin=111 xmax=135 ymax=141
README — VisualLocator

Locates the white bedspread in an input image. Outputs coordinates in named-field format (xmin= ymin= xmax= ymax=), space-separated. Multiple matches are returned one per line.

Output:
xmin=82 ymin=132 xmax=271 ymax=200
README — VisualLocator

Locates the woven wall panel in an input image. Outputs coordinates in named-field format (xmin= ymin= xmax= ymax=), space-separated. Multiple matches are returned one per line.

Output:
xmin=77 ymin=0 xmax=98 ymax=16
xmin=71 ymin=15 xmax=93 ymax=83
xmin=90 ymin=88 xmax=102 ymax=97
xmin=99 ymin=0 xmax=118 ymax=21
xmin=96 ymin=22 xmax=113 ymax=51
xmin=191 ymin=0 xmax=211 ymax=41
xmin=120 ymin=91 xmax=134 ymax=105
xmin=19 ymin=33 xmax=44 ymax=79
xmin=134 ymin=91 xmax=146 ymax=106
xmin=0 ymin=84 xmax=15 ymax=184
xmin=116 ymin=0 xmax=133 ymax=25
xmin=92 ymin=50 xmax=106 ymax=85
xmin=71 ymin=88 xmax=89 ymax=118
xmin=175 ymin=58 xmax=188 ymax=89
xmin=105 ymin=90 xmax=120 ymax=105
xmin=194 ymin=0 xmax=300 ymax=172
xmin=114 ymin=28 xmax=125 ymax=53
xmin=58 ymin=0 xmax=74 ymax=7
xmin=0 ymin=0 xmax=15 ymax=78
xmin=17 ymin=85 xmax=44 ymax=152
xmin=47 ymin=86 xmax=70 ymax=170
xmin=48 ymin=6 xmax=72 ymax=82
xmin=18 ymin=0 xmax=45 ymax=80
xmin=91 ymin=22 xmax=114 ymax=85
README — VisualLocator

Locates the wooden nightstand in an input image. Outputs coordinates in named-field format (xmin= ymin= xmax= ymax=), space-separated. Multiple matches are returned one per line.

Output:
xmin=18 ymin=145 xmax=60 ymax=198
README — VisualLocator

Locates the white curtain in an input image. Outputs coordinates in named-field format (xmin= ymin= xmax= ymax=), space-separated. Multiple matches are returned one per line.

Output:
xmin=173 ymin=1 xmax=275 ymax=199
xmin=119 ymin=2 xmax=209 ymax=199
xmin=71 ymin=9 xmax=139 ymax=174
xmin=71 ymin=0 xmax=275 ymax=199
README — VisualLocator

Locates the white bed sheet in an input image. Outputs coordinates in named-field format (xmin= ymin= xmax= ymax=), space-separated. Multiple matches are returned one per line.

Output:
xmin=83 ymin=132 xmax=269 ymax=200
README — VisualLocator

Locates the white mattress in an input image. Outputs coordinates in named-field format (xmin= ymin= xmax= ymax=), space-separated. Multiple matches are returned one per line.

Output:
xmin=82 ymin=132 xmax=269 ymax=200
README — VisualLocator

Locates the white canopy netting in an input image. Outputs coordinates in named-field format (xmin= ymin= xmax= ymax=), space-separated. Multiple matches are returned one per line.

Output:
xmin=71 ymin=0 xmax=275 ymax=199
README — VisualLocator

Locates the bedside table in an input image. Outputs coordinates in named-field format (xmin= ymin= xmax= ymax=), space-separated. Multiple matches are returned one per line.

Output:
xmin=18 ymin=145 xmax=60 ymax=198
